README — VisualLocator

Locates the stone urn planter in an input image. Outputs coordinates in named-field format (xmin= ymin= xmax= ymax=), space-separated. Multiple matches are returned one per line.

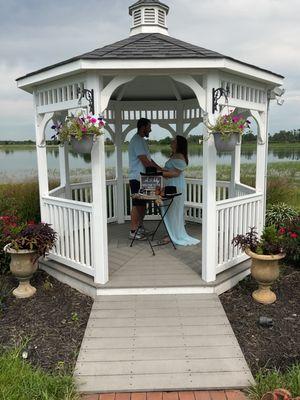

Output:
xmin=4 ymin=244 xmax=38 ymax=298
xmin=70 ymin=134 xmax=94 ymax=154
xmin=213 ymin=132 xmax=240 ymax=152
xmin=245 ymin=247 xmax=286 ymax=305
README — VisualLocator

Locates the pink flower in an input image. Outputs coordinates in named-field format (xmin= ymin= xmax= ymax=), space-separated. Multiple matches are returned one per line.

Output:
xmin=279 ymin=227 xmax=286 ymax=235
xmin=232 ymin=116 xmax=239 ymax=123
xmin=99 ymin=120 xmax=105 ymax=126
xmin=90 ymin=117 xmax=97 ymax=124
xmin=81 ymin=127 xmax=87 ymax=133
xmin=290 ymin=232 xmax=298 ymax=239
xmin=238 ymin=125 xmax=244 ymax=129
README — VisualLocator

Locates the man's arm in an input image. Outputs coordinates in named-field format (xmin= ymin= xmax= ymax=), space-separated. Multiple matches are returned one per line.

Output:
xmin=138 ymin=155 xmax=161 ymax=170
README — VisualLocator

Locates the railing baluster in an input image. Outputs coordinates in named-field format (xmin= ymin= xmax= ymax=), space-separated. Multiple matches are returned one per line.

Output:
xmin=68 ymin=208 xmax=74 ymax=260
xmin=78 ymin=211 xmax=84 ymax=264
xmin=84 ymin=212 xmax=90 ymax=266
xmin=73 ymin=209 xmax=79 ymax=262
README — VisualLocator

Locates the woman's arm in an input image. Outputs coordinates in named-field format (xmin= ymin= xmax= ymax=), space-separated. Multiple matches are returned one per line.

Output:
xmin=162 ymin=168 xmax=181 ymax=178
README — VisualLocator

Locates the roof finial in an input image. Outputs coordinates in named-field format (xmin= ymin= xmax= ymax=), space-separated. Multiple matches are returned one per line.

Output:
xmin=129 ymin=0 xmax=169 ymax=36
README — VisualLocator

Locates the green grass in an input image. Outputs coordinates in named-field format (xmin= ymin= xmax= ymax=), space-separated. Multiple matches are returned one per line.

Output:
xmin=247 ymin=363 xmax=300 ymax=399
xmin=0 ymin=346 xmax=79 ymax=400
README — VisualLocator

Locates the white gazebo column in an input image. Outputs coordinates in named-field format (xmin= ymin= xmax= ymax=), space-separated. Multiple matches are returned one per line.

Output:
xmin=252 ymin=108 xmax=268 ymax=233
xmin=230 ymin=140 xmax=241 ymax=198
xmin=34 ymin=98 xmax=53 ymax=222
xmin=89 ymin=73 xmax=109 ymax=284
xmin=115 ymin=106 xmax=125 ymax=224
xmin=59 ymin=142 xmax=71 ymax=199
xmin=202 ymin=73 xmax=219 ymax=282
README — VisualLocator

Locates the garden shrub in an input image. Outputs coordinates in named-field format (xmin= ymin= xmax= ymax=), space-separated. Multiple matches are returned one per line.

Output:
xmin=278 ymin=215 xmax=300 ymax=264
xmin=266 ymin=177 xmax=298 ymax=207
xmin=0 ymin=181 xmax=40 ymax=222
xmin=266 ymin=203 xmax=299 ymax=227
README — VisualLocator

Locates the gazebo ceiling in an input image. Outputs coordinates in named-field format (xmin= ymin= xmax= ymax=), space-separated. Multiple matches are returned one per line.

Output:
xmin=110 ymin=75 xmax=197 ymax=101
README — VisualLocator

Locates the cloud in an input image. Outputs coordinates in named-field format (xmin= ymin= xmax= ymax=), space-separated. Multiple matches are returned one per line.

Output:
xmin=0 ymin=0 xmax=299 ymax=139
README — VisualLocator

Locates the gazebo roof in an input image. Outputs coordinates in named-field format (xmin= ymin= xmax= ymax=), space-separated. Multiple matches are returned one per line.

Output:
xmin=16 ymin=33 xmax=283 ymax=81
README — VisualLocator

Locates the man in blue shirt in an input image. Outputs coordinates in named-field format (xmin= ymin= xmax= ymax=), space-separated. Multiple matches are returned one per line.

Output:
xmin=129 ymin=118 xmax=161 ymax=239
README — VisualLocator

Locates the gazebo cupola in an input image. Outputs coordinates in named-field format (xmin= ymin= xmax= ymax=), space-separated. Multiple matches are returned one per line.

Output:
xmin=129 ymin=0 xmax=169 ymax=36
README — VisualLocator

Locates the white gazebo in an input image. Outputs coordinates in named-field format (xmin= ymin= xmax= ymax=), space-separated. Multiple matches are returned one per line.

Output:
xmin=17 ymin=0 xmax=284 ymax=294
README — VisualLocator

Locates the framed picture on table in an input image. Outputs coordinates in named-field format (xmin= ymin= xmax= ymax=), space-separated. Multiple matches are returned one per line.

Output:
xmin=140 ymin=174 xmax=163 ymax=196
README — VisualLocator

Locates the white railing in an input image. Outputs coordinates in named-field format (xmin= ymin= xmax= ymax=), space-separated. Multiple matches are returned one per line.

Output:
xmin=216 ymin=192 xmax=262 ymax=274
xmin=43 ymin=196 xmax=94 ymax=276
xmin=49 ymin=185 xmax=66 ymax=198
xmin=50 ymin=179 xmax=240 ymax=224
xmin=46 ymin=179 xmax=258 ymax=278
xmin=235 ymin=182 xmax=256 ymax=197
xmin=69 ymin=180 xmax=117 ymax=222
xmin=185 ymin=179 xmax=230 ymax=223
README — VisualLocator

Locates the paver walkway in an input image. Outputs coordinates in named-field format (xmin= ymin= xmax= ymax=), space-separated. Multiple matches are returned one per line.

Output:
xmin=75 ymin=294 xmax=253 ymax=393
xmin=81 ymin=391 xmax=248 ymax=400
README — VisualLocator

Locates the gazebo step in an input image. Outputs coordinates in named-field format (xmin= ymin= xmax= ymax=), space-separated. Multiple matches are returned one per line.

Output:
xmin=39 ymin=257 xmax=250 ymax=298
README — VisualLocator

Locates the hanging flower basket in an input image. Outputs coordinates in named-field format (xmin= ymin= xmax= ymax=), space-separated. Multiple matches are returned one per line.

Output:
xmin=51 ymin=113 xmax=105 ymax=154
xmin=204 ymin=111 xmax=251 ymax=152
xmin=70 ymin=134 xmax=95 ymax=154
xmin=213 ymin=132 xmax=240 ymax=152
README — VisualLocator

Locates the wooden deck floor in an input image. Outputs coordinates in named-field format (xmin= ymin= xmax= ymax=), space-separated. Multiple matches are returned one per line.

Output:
xmin=75 ymin=293 xmax=254 ymax=393
xmin=105 ymin=221 xmax=204 ymax=288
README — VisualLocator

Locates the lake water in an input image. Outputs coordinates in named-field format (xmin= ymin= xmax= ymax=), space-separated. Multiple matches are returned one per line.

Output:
xmin=0 ymin=146 xmax=299 ymax=182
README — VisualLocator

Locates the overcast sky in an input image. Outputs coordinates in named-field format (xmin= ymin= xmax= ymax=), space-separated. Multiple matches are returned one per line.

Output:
xmin=0 ymin=0 xmax=299 ymax=140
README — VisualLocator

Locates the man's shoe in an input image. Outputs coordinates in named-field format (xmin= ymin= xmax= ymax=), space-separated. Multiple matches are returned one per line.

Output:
xmin=138 ymin=225 xmax=150 ymax=235
xmin=129 ymin=230 xmax=146 ymax=240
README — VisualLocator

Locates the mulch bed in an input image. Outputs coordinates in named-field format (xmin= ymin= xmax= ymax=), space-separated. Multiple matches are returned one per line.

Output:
xmin=0 ymin=264 xmax=299 ymax=377
xmin=219 ymin=263 xmax=300 ymax=375
xmin=0 ymin=270 xmax=93 ymax=373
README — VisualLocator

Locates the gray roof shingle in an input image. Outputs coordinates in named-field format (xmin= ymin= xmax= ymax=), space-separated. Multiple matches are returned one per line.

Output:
xmin=17 ymin=33 xmax=283 ymax=80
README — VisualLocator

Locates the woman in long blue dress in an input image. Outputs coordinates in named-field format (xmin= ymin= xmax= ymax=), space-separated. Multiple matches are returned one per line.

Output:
xmin=161 ymin=135 xmax=200 ymax=246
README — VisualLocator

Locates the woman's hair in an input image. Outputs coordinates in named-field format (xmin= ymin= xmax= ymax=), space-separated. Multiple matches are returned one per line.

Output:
xmin=175 ymin=135 xmax=188 ymax=165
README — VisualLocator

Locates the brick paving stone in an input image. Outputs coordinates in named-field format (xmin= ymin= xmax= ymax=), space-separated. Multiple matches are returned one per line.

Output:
xmin=194 ymin=392 xmax=211 ymax=400
xmin=132 ymin=393 xmax=147 ymax=400
xmin=147 ymin=392 xmax=163 ymax=400
xmin=81 ymin=395 xmax=99 ymax=400
xmin=209 ymin=392 xmax=226 ymax=400
xmin=179 ymin=392 xmax=195 ymax=400
xmin=225 ymin=391 xmax=247 ymax=400
xmin=115 ymin=393 xmax=131 ymax=400
xmin=163 ymin=392 xmax=180 ymax=400
xmin=100 ymin=394 xmax=116 ymax=400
